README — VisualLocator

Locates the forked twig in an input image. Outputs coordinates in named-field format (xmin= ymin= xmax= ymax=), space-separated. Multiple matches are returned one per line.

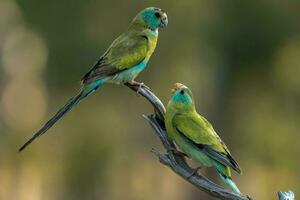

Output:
xmin=125 ymin=83 xmax=294 ymax=200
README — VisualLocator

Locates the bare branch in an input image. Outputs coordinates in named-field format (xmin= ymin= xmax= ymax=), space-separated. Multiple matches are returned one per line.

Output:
xmin=126 ymin=83 xmax=293 ymax=200
xmin=278 ymin=191 xmax=295 ymax=200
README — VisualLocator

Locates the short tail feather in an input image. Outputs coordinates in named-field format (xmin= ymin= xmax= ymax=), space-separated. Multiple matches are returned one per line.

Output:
xmin=221 ymin=176 xmax=241 ymax=194
xmin=216 ymin=168 xmax=241 ymax=194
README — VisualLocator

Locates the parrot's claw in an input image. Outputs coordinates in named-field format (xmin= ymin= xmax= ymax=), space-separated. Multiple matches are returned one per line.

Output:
xmin=187 ymin=166 xmax=202 ymax=179
xmin=127 ymin=80 xmax=149 ymax=94
xmin=168 ymin=148 xmax=189 ymax=158
xmin=137 ymin=82 xmax=147 ymax=94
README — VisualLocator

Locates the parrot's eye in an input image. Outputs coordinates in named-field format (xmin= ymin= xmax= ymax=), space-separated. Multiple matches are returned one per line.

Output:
xmin=154 ymin=12 xmax=161 ymax=18
xmin=180 ymin=90 xmax=185 ymax=95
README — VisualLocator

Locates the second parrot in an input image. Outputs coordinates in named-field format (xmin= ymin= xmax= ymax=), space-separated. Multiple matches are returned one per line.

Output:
xmin=165 ymin=83 xmax=242 ymax=194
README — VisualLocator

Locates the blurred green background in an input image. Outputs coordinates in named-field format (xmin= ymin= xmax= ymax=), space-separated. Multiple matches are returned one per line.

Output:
xmin=0 ymin=0 xmax=299 ymax=199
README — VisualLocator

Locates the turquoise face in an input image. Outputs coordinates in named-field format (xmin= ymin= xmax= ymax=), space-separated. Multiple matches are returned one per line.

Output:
xmin=140 ymin=7 xmax=168 ymax=30
xmin=171 ymin=87 xmax=194 ymax=107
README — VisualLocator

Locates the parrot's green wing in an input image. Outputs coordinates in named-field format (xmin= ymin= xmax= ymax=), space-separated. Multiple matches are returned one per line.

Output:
xmin=173 ymin=113 xmax=241 ymax=174
xmin=81 ymin=31 xmax=148 ymax=84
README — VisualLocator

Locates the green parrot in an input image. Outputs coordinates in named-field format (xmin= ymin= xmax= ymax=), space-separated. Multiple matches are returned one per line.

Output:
xmin=165 ymin=83 xmax=242 ymax=194
xmin=19 ymin=7 xmax=168 ymax=151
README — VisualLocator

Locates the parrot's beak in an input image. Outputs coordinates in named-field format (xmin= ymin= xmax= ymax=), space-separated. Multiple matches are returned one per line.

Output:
xmin=170 ymin=83 xmax=184 ymax=94
xmin=160 ymin=13 xmax=168 ymax=28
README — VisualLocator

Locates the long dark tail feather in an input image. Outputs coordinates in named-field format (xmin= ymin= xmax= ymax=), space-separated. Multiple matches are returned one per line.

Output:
xmin=19 ymin=90 xmax=86 ymax=152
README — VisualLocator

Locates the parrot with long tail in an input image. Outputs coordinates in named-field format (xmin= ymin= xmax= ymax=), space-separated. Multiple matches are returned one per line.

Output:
xmin=19 ymin=7 xmax=168 ymax=151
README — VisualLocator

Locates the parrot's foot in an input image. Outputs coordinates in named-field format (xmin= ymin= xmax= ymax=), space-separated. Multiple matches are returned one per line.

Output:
xmin=168 ymin=148 xmax=189 ymax=158
xmin=137 ymin=83 xmax=147 ymax=94
xmin=187 ymin=166 xmax=202 ymax=179
xmin=127 ymin=80 xmax=150 ymax=92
